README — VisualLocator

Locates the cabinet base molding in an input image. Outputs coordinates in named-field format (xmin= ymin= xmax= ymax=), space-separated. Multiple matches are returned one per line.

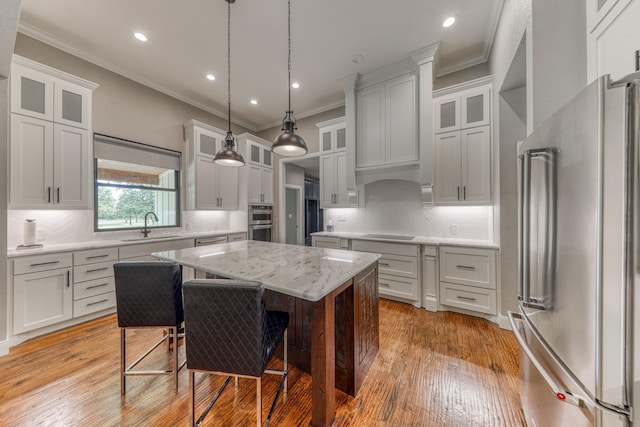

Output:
xmin=0 ymin=340 xmax=8 ymax=357
xmin=9 ymin=308 xmax=115 ymax=348
xmin=379 ymin=294 xmax=421 ymax=309
xmin=498 ymin=314 xmax=513 ymax=331
xmin=423 ymin=296 xmax=438 ymax=312
xmin=436 ymin=304 xmax=499 ymax=325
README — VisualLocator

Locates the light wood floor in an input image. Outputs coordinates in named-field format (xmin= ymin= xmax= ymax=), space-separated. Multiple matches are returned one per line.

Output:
xmin=0 ymin=300 xmax=526 ymax=426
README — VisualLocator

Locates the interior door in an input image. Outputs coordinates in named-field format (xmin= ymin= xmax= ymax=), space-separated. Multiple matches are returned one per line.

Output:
xmin=285 ymin=187 xmax=300 ymax=245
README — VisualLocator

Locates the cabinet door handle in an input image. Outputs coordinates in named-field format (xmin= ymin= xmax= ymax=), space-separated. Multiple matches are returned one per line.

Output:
xmin=86 ymin=282 xmax=109 ymax=290
xmin=379 ymin=282 xmax=390 ymax=287
xmin=86 ymin=298 xmax=109 ymax=307
xmin=86 ymin=254 xmax=109 ymax=260
xmin=463 ymin=186 xmax=466 ymax=200
xmin=86 ymin=267 xmax=109 ymax=273
xmin=457 ymin=295 xmax=476 ymax=302
xmin=378 ymin=262 xmax=390 ymax=267
xmin=66 ymin=270 xmax=70 ymax=288
xmin=48 ymin=187 xmax=51 ymax=203
xmin=457 ymin=186 xmax=460 ymax=200
xmin=456 ymin=265 xmax=476 ymax=271
xmin=57 ymin=187 xmax=60 ymax=203
xmin=30 ymin=260 xmax=60 ymax=267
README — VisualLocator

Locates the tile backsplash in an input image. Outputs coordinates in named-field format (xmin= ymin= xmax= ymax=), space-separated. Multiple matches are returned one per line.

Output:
xmin=324 ymin=180 xmax=494 ymax=241
xmin=7 ymin=209 xmax=233 ymax=247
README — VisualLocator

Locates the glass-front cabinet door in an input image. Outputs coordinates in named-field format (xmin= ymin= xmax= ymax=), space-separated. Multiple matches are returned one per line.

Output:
xmin=11 ymin=63 xmax=55 ymax=122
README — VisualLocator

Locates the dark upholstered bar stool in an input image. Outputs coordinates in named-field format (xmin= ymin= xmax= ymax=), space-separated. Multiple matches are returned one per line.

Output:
xmin=183 ymin=279 xmax=289 ymax=427
xmin=113 ymin=261 xmax=186 ymax=394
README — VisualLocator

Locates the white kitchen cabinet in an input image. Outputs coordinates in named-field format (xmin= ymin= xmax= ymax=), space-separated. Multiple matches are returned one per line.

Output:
xmin=434 ymin=83 xmax=490 ymax=134
xmin=317 ymin=118 xmax=350 ymax=208
xmin=312 ymin=235 xmax=342 ymax=249
xmin=13 ymin=252 xmax=73 ymax=334
xmin=438 ymin=246 xmax=497 ymax=316
xmin=352 ymin=239 xmax=420 ymax=307
xmin=185 ymin=120 xmax=239 ymax=210
xmin=73 ymin=247 xmax=117 ymax=318
xmin=238 ymin=134 xmax=273 ymax=205
xmin=356 ymin=74 xmax=417 ymax=169
xmin=434 ymin=125 xmax=491 ymax=204
xmin=10 ymin=115 xmax=90 ymax=208
xmin=9 ymin=57 xmax=96 ymax=210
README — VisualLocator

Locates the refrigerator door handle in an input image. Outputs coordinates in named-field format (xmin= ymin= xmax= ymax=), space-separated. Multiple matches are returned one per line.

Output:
xmin=508 ymin=311 xmax=632 ymax=420
xmin=517 ymin=154 xmax=525 ymax=302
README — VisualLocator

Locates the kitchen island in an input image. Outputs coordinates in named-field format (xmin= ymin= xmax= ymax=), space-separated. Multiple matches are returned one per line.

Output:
xmin=152 ymin=240 xmax=380 ymax=427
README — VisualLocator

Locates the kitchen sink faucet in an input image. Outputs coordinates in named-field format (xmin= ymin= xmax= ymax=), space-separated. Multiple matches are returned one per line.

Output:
xmin=141 ymin=212 xmax=159 ymax=237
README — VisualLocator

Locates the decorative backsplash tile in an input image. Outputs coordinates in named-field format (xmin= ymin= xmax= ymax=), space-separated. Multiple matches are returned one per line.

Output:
xmin=324 ymin=180 xmax=493 ymax=241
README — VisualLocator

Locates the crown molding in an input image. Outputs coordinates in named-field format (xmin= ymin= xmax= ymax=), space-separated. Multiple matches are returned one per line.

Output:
xmin=255 ymin=99 xmax=345 ymax=132
xmin=17 ymin=22 xmax=259 ymax=132
xmin=357 ymin=57 xmax=419 ymax=90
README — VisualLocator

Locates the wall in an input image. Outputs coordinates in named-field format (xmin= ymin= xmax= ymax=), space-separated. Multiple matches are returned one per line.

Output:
xmin=9 ymin=33 xmax=255 ymax=246
xmin=434 ymin=63 xmax=490 ymax=91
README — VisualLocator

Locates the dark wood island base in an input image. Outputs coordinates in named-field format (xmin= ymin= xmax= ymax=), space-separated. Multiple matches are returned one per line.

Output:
xmin=265 ymin=262 xmax=379 ymax=397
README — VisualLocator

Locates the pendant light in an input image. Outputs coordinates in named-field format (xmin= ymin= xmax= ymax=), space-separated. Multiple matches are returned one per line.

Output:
xmin=272 ymin=0 xmax=308 ymax=157
xmin=213 ymin=0 xmax=245 ymax=167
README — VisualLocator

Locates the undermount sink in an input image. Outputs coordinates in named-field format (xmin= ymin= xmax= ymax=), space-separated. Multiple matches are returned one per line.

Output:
xmin=361 ymin=233 xmax=415 ymax=241
xmin=121 ymin=235 xmax=181 ymax=242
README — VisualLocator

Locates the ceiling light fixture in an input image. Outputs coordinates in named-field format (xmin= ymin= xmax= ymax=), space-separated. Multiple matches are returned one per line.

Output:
xmin=352 ymin=54 xmax=364 ymax=64
xmin=272 ymin=0 xmax=308 ymax=157
xmin=134 ymin=32 xmax=148 ymax=42
xmin=443 ymin=16 xmax=456 ymax=28
xmin=250 ymin=99 xmax=258 ymax=105
xmin=206 ymin=74 xmax=215 ymax=81
xmin=213 ymin=0 xmax=245 ymax=167
xmin=291 ymin=82 xmax=300 ymax=89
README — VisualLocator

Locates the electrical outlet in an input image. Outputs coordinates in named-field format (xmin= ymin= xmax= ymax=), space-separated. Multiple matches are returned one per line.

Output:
xmin=450 ymin=224 xmax=458 ymax=235
xmin=337 ymin=215 xmax=347 ymax=222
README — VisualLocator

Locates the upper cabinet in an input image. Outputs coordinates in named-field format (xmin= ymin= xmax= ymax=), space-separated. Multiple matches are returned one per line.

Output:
xmin=318 ymin=117 xmax=350 ymax=208
xmin=11 ymin=60 xmax=93 ymax=130
xmin=434 ymin=84 xmax=490 ymax=134
xmin=356 ymin=73 xmax=417 ymax=169
xmin=433 ymin=78 xmax=493 ymax=205
xmin=9 ymin=56 xmax=97 ymax=209
xmin=185 ymin=120 xmax=238 ymax=210
xmin=238 ymin=135 xmax=274 ymax=205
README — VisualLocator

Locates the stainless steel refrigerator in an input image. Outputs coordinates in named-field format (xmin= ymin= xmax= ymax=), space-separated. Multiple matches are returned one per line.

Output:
xmin=509 ymin=72 xmax=640 ymax=426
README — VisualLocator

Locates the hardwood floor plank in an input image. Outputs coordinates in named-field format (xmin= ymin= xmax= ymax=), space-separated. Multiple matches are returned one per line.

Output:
xmin=0 ymin=300 xmax=525 ymax=426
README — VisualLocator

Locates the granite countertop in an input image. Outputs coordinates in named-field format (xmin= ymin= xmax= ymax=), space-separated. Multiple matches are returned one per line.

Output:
xmin=7 ymin=230 xmax=245 ymax=258
xmin=152 ymin=241 xmax=381 ymax=301
xmin=310 ymin=231 xmax=499 ymax=249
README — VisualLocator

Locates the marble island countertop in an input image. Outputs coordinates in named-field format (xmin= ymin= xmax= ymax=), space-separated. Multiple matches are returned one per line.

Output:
xmin=152 ymin=241 xmax=381 ymax=301
xmin=311 ymin=231 xmax=499 ymax=249
xmin=7 ymin=230 xmax=244 ymax=258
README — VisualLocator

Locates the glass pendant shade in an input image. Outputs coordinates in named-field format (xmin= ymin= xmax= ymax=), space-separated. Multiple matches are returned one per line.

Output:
xmin=213 ymin=0 xmax=245 ymax=167
xmin=272 ymin=117 xmax=307 ymax=156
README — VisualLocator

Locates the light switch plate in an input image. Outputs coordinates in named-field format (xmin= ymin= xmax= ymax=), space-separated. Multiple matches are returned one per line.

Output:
xmin=450 ymin=224 xmax=458 ymax=235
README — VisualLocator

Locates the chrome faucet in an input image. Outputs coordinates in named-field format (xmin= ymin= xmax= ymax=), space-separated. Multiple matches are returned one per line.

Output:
xmin=141 ymin=212 xmax=159 ymax=237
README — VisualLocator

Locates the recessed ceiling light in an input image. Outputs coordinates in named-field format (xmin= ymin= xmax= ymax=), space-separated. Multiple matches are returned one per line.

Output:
xmin=134 ymin=32 xmax=148 ymax=42
xmin=443 ymin=17 xmax=456 ymax=28
xmin=352 ymin=54 xmax=364 ymax=63
xmin=250 ymin=99 xmax=258 ymax=105
xmin=291 ymin=82 xmax=300 ymax=89
xmin=206 ymin=74 xmax=215 ymax=81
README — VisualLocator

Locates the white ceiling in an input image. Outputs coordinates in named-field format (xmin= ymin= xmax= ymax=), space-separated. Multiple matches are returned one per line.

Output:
xmin=17 ymin=0 xmax=503 ymax=132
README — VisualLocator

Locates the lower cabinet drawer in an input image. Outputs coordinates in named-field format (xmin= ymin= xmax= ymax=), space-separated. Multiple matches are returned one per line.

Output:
xmin=74 ymin=277 xmax=115 ymax=300
xmin=439 ymin=282 xmax=496 ymax=315
xmin=73 ymin=292 xmax=116 ymax=317
xmin=378 ymin=274 xmax=418 ymax=301
xmin=73 ymin=261 xmax=114 ymax=283
xmin=378 ymin=254 xmax=418 ymax=278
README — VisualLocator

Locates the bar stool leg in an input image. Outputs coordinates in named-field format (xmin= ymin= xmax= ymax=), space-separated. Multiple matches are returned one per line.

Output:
xmin=120 ymin=329 xmax=126 ymax=394
xmin=189 ymin=371 xmax=195 ymax=427
xmin=256 ymin=378 xmax=262 ymax=427
xmin=174 ymin=327 xmax=179 ymax=392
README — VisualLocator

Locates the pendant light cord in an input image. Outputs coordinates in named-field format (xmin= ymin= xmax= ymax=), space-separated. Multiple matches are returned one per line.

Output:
xmin=227 ymin=0 xmax=232 ymax=135
xmin=287 ymin=0 xmax=291 ymax=114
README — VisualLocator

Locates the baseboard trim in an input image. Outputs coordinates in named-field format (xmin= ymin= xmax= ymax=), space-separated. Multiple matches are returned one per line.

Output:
xmin=499 ymin=314 xmax=512 ymax=330
xmin=423 ymin=297 xmax=438 ymax=312
xmin=0 ymin=340 xmax=9 ymax=357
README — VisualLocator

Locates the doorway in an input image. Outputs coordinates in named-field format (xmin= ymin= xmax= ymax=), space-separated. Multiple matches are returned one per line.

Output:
xmin=285 ymin=185 xmax=303 ymax=245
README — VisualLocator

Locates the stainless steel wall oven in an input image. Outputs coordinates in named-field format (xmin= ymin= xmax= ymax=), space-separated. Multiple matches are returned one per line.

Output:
xmin=248 ymin=204 xmax=273 ymax=242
